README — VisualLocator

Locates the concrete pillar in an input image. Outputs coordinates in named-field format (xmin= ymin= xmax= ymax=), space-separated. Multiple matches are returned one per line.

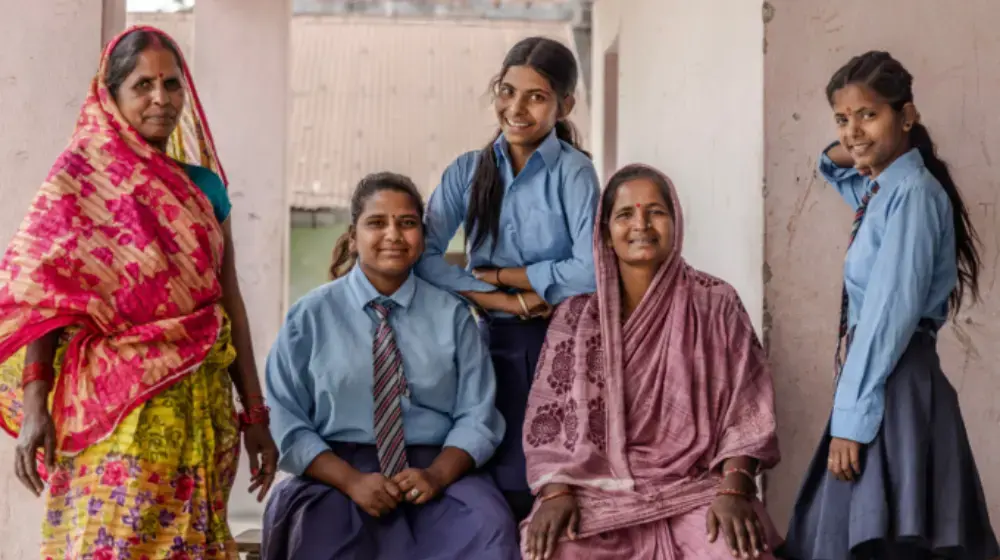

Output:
xmin=612 ymin=0 xmax=765 ymax=329
xmin=0 ymin=1 xmax=123 ymax=554
xmin=0 ymin=1 xmax=122 ymax=556
xmin=764 ymin=0 xmax=1000 ymax=527
xmin=194 ymin=0 xmax=292 ymax=530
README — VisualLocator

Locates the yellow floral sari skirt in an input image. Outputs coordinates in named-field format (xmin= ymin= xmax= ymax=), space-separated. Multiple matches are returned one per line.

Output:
xmin=0 ymin=317 xmax=240 ymax=560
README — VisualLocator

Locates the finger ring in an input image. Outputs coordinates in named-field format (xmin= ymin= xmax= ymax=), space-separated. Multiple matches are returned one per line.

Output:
xmin=828 ymin=458 xmax=835 ymax=465
xmin=409 ymin=488 xmax=421 ymax=499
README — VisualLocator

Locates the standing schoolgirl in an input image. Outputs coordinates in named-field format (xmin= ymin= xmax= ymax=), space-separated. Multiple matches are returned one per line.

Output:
xmin=415 ymin=36 xmax=600 ymax=521
xmin=782 ymin=51 xmax=999 ymax=560
xmin=261 ymin=172 xmax=518 ymax=560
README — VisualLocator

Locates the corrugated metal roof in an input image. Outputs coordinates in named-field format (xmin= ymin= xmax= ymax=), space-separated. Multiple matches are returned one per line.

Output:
xmin=128 ymin=12 xmax=590 ymax=209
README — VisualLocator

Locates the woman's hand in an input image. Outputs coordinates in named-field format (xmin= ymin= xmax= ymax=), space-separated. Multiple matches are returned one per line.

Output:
xmin=344 ymin=471 xmax=403 ymax=518
xmin=828 ymin=437 xmax=863 ymax=481
xmin=15 ymin=403 xmax=56 ymax=497
xmin=243 ymin=424 xmax=278 ymax=501
xmin=706 ymin=494 xmax=767 ymax=558
xmin=392 ymin=468 xmax=443 ymax=505
xmin=526 ymin=490 xmax=579 ymax=560
xmin=472 ymin=267 xmax=504 ymax=287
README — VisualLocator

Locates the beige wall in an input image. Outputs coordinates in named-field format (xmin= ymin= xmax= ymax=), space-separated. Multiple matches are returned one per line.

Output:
xmin=591 ymin=0 xmax=765 ymax=328
xmin=0 ymin=2 xmax=115 ymax=556
xmin=764 ymin=0 xmax=1000 ymax=527
xmin=193 ymin=0 xmax=292 ymax=531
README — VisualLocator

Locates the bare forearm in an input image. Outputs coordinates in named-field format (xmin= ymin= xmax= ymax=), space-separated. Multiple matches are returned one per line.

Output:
xmin=304 ymin=451 xmax=363 ymax=493
xmin=461 ymin=290 xmax=513 ymax=314
xmin=538 ymin=482 xmax=572 ymax=497
xmin=425 ymin=447 xmax=474 ymax=488
xmin=222 ymin=291 xmax=262 ymax=402
xmin=23 ymin=330 xmax=62 ymax=409
xmin=497 ymin=267 xmax=532 ymax=291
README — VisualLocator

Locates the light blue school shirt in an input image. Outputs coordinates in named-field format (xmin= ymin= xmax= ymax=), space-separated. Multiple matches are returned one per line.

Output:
xmin=415 ymin=128 xmax=600 ymax=309
xmin=820 ymin=145 xmax=956 ymax=444
xmin=265 ymin=265 xmax=506 ymax=476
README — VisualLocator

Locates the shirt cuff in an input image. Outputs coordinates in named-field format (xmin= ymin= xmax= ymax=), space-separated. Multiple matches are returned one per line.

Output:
xmin=279 ymin=430 xmax=331 ymax=476
xmin=829 ymin=405 xmax=883 ymax=445
xmin=525 ymin=261 xmax=555 ymax=303
xmin=443 ymin=425 xmax=498 ymax=467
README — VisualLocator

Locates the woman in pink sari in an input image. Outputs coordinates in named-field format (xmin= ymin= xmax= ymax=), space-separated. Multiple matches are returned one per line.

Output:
xmin=521 ymin=164 xmax=782 ymax=559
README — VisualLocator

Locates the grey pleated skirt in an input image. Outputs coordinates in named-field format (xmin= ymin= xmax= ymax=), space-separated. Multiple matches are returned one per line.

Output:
xmin=781 ymin=331 xmax=999 ymax=559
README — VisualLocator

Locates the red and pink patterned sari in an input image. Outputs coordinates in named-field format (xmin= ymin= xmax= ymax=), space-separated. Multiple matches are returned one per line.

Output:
xmin=0 ymin=26 xmax=242 ymax=558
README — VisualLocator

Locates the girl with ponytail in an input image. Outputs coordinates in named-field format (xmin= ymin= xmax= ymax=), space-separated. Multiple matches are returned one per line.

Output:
xmin=415 ymin=37 xmax=600 ymax=521
xmin=782 ymin=51 xmax=998 ymax=559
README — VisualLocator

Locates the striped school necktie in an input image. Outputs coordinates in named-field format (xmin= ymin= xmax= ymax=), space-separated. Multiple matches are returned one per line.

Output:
xmin=834 ymin=182 xmax=880 ymax=381
xmin=369 ymin=300 xmax=409 ymax=477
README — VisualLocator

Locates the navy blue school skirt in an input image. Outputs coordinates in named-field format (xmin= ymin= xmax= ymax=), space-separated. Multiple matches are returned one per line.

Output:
xmin=261 ymin=444 xmax=519 ymax=560
xmin=482 ymin=317 xmax=549 ymax=495
xmin=781 ymin=331 xmax=999 ymax=559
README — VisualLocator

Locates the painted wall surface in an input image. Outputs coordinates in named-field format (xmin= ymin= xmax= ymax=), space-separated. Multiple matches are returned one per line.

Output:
xmin=0 ymin=2 xmax=114 ymax=555
xmin=592 ymin=0 xmax=765 ymax=328
xmin=193 ymin=0 xmax=292 ymax=532
xmin=764 ymin=0 xmax=1000 ymax=528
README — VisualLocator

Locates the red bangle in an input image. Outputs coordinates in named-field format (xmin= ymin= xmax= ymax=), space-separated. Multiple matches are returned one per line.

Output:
xmin=723 ymin=467 xmax=756 ymax=482
xmin=238 ymin=403 xmax=270 ymax=429
xmin=539 ymin=489 xmax=573 ymax=503
xmin=21 ymin=363 xmax=54 ymax=388
xmin=716 ymin=487 xmax=755 ymax=499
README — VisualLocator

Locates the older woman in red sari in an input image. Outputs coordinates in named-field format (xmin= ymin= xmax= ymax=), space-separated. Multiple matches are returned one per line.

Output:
xmin=0 ymin=26 xmax=277 ymax=558
xmin=522 ymin=164 xmax=782 ymax=559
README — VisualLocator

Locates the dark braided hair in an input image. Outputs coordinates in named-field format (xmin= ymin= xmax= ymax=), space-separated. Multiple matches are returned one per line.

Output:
xmin=827 ymin=50 xmax=981 ymax=313
xmin=465 ymin=37 xmax=590 ymax=253
xmin=329 ymin=172 xmax=425 ymax=279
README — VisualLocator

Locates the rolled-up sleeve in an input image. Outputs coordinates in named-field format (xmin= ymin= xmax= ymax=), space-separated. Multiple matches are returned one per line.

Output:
xmin=264 ymin=312 xmax=329 ymax=476
xmin=525 ymin=164 xmax=599 ymax=304
xmin=442 ymin=308 xmax=505 ymax=466
xmin=416 ymin=154 xmax=498 ymax=293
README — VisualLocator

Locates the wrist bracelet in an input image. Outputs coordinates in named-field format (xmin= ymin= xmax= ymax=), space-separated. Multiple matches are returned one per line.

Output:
xmin=540 ymin=489 xmax=573 ymax=503
xmin=22 ymin=362 xmax=54 ymax=388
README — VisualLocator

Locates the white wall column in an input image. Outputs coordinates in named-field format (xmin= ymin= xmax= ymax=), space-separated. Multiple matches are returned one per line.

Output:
xmin=194 ymin=0 xmax=292 ymax=530
xmin=611 ymin=0 xmax=765 ymax=327
xmin=0 ymin=2 xmax=124 ymax=554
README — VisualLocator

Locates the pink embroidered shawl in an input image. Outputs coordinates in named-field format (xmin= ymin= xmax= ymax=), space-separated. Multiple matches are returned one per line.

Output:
xmin=523 ymin=165 xmax=780 ymax=538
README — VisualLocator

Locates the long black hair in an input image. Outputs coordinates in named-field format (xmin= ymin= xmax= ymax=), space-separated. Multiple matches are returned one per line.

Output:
xmin=827 ymin=51 xmax=982 ymax=313
xmin=465 ymin=36 xmax=589 ymax=252
xmin=329 ymin=172 xmax=425 ymax=279
xmin=105 ymin=29 xmax=184 ymax=100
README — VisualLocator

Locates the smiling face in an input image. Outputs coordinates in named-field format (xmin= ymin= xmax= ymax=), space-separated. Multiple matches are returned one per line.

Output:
xmin=113 ymin=45 xmax=186 ymax=150
xmin=350 ymin=189 xmax=425 ymax=287
xmin=606 ymin=177 xmax=675 ymax=270
xmin=494 ymin=65 xmax=572 ymax=150
xmin=832 ymin=82 xmax=916 ymax=176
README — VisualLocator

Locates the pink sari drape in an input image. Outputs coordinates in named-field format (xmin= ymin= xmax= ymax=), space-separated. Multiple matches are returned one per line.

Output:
xmin=522 ymin=166 xmax=780 ymax=539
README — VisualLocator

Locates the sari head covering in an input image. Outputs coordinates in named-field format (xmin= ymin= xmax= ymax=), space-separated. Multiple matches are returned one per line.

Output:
xmin=523 ymin=164 xmax=780 ymax=538
xmin=0 ymin=25 xmax=228 ymax=454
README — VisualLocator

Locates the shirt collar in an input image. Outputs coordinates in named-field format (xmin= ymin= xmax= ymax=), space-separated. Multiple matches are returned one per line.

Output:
xmin=873 ymin=148 xmax=924 ymax=191
xmin=492 ymin=127 xmax=562 ymax=170
xmin=347 ymin=264 xmax=417 ymax=310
